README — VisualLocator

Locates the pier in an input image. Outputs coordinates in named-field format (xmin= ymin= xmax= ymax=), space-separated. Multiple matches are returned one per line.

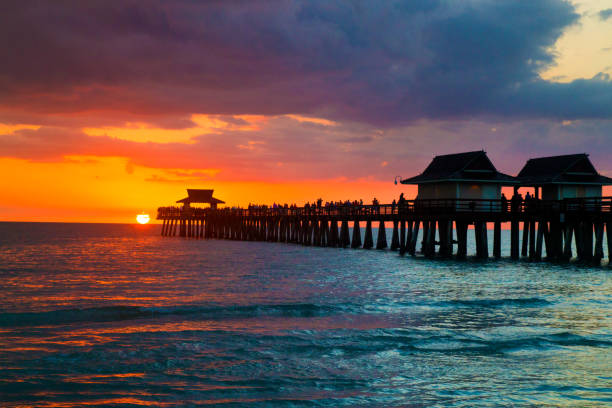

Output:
xmin=157 ymin=196 xmax=612 ymax=264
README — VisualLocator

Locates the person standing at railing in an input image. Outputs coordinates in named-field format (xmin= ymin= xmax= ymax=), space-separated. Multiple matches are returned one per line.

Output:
xmin=511 ymin=192 xmax=522 ymax=213
xmin=398 ymin=193 xmax=406 ymax=215
xmin=501 ymin=193 xmax=508 ymax=213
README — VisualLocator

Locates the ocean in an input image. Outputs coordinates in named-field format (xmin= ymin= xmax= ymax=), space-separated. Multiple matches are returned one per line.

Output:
xmin=0 ymin=222 xmax=610 ymax=407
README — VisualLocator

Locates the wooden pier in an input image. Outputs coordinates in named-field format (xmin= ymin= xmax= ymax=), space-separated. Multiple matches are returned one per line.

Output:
xmin=157 ymin=197 xmax=612 ymax=265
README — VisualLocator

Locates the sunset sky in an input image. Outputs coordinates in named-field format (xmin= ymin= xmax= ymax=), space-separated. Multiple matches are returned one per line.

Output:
xmin=1 ymin=0 xmax=611 ymax=223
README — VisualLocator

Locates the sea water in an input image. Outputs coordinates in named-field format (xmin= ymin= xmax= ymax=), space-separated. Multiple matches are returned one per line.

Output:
xmin=0 ymin=222 xmax=610 ymax=407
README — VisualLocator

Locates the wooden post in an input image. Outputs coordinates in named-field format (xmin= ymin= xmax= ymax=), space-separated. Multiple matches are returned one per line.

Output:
xmin=399 ymin=219 xmax=406 ymax=255
xmin=511 ymin=219 xmax=519 ymax=259
xmin=583 ymin=222 xmax=593 ymax=262
xmin=304 ymin=220 xmax=311 ymax=246
xmin=340 ymin=220 xmax=350 ymax=248
xmin=330 ymin=220 xmax=339 ymax=247
xmin=437 ymin=219 xmax=447 ymax=257
xmin=493 ymin=221 xmax=501 ymax=259
xmin=390 ymin=220 xmax=399 ymax=251
xmin=563 ymin=224 xmax=573 ymax=260
xmin=161 ymin=220 xmax=166 ymax=236
xmin=409 ymin=220 xmax=420 ymax=256
xmin=320 ymin=220 xmax=328 ymax=247
xmin=594 ymin=222 xmax=604 ymax=264
xmin=607 ymin=221 xmax=612 ymax=263
xmin=521 ymin=221 xmax=529 ymax=257
xmin=482 ymin=222 xmax=489 ymax=258
xmin=529 ymin=220 xmax=536 ymax=260
xmin=474 ymin=222 xmax=482 ymax=258
xmin=313 ymin=219 xmax=321 ymax=246
xmin=363 ymin=220 xmax=373 ymax=249
xmin=421 ymin=221 xmax=429 ymax=254
xmin=550 ymin=221 xmax=562 ymax=261
xmin=535 ymin=221 xmax=545 ymax=261
xmin=376 ymin=220 xmax=387 ymax=249
xmin=425 ymin=220 xmax=436 ymax=258
xmin=457 ymin=221 xmax=468 ymax=259
xmin=444 ymin=219 xmax=453 ymax=257
xmin=351 ymin=220 xmax=362 ymax=249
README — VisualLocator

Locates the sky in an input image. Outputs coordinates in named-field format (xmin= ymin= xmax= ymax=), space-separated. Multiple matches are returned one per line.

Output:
xmin=1 ymin=0 xmax=611 ymax=223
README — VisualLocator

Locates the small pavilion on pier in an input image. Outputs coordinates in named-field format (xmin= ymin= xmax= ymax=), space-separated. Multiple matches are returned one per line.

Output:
xmin=400 ymin=150 xmax=517 ymax=201
xmin=177 ymin=189 xmax=225 ymax=209
xmin=517 ymin=154 xmax=612 ymax=200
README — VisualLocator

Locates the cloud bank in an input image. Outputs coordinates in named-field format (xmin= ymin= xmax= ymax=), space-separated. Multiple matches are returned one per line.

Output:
xmin=1 ymin=0 xmax=611 ymax=183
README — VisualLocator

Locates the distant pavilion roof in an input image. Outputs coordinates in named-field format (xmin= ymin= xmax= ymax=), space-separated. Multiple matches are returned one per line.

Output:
xmin=517 ymin=154 xmax=612 ymax=186
xmin=401 ymin=150 xmax=517 ymax=185
xmin=176 ymin=189 xmax=225 ymax=205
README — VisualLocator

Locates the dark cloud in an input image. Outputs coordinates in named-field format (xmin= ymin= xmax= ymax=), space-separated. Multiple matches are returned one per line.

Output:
xmin=599 ymin=9 xmax=612 ymax=20
xmin=1 ymin=0 xmax=610 ymax=126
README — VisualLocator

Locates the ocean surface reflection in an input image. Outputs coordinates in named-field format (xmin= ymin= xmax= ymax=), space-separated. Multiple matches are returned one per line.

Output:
xmin=0 ymin=222 xmax=610 ymax=407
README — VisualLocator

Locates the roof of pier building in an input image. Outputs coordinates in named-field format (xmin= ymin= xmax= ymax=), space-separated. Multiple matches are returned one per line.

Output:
xmin=400 ymin=151 xmax=517 ymax=185
xmin=176 ymin=189 xmax=225 ymax=205
xmin=517 ymin=154 xmax=612 ymax=186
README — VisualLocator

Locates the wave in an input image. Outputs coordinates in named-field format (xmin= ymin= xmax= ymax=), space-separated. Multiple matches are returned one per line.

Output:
xmin=0 ymin=297 xmax=552 ymax=328
xmin=444 ymin=297 xmax=551 ymax=308
xmin=0 ymin=303 xmax=346 ymax=328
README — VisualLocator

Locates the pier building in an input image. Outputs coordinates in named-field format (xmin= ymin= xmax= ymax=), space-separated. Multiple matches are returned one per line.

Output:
xmin=399 ymin=151 xmax=516 ymax=201
xmin=177 ymin=189 xmax=225 ymax=210
xmin=517 ymin=154 xmax=612 ymax=200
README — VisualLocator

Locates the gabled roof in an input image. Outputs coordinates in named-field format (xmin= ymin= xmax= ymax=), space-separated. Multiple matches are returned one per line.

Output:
xmin=176 ymin=189 xmax=225 ymax=204
xmin=401 ymin=150 xmax=517 ymax=185
xmin=517 ymin=154 xmax=612 ymax=185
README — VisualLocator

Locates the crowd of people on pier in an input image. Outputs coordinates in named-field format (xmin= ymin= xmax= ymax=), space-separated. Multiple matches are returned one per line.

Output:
xmin=160 ymin=190 xmax=555 ymax=218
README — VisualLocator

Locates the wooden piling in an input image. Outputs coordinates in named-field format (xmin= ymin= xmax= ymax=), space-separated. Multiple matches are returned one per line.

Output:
xmin=425 ymin=220 xmax=436 ymax=258
xmin=376 ymin=220 xmax=387 ymax=249
xmin=594 ymin=222 xmax=604 ymax=264
xmin=399 ymin=219 xmax=406 ymax=255
xmin=521 ymin=221 xmax=529 ymax=257
xmin=363 ymin=220 xmax=373 ymax=249
xmin=529 ymin=220 xmax=536 ymax=260
xmin=390 ymin=221 xmax=399 ymax=251
xmin=330 ymin=220 xmax=339 ymax=247
xmin=583 ymin=222 xmax=593 ymax=262
xmin=535 ymin=221 xmax=545 ymax=261
xmin=456 ymin=221 xmax=468 ymax=259
xmin=409 ymin=220 xmax=420 ymax=256
xmin=607 ymin=221 xmax=612 ymax=263
xmin=421 ymin=221 xmax=429 ymax=254
xmin=493 ymin=221 xmax=501 ymax=259
xmin=563 ymin=224 xmax=573 ymax=260
xmin=351 ymin=220 xmax=362 ymax=249
xmin=340 ymin=220 xmax=350 ymax=248
xmin=510 ymin=219 xmax=519 ymax=259
xmin=320 ymin=220 xmax=328 ymax=247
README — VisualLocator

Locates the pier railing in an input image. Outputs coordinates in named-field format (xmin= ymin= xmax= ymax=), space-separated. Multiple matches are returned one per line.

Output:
xmin=156 ymin=196 xmax=611 ymax=264
xmin=158 ymin=197 xmax=612 ymax=219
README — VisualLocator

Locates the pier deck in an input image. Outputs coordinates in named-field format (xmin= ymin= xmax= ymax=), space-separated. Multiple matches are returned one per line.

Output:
xmin=157 ymin=197 xmax=612 ymax=264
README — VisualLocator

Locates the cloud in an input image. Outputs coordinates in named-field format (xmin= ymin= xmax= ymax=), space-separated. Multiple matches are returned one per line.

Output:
xmin=599 ymin=9 xmax=612 ymax=20
xmin=1 ymin=0 xmax=610 ymax=126
xmin=3 ymin=115 xmax=611 ymax=183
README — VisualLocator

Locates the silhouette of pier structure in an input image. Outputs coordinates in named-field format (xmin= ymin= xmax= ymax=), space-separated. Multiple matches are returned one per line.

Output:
xmin=157 ymin=152 xmax=612 ymax=264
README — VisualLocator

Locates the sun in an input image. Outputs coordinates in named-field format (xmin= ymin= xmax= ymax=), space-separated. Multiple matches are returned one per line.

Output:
xmin=136 ymin=213 xmax=150 ymax=224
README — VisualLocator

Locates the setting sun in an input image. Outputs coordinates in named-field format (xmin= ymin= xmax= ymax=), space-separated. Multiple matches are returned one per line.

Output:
xmin=136 ymin=213 xmax=150 ymax=224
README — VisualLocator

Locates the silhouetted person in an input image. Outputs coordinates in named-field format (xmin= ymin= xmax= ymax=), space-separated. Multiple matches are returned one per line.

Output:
xmin=501 ymin=193 xmax=508 ymax=213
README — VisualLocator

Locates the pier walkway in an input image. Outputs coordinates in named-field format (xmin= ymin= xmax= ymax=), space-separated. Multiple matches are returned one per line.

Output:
xmin=157 ymin=197 xmax=612 ymax=264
